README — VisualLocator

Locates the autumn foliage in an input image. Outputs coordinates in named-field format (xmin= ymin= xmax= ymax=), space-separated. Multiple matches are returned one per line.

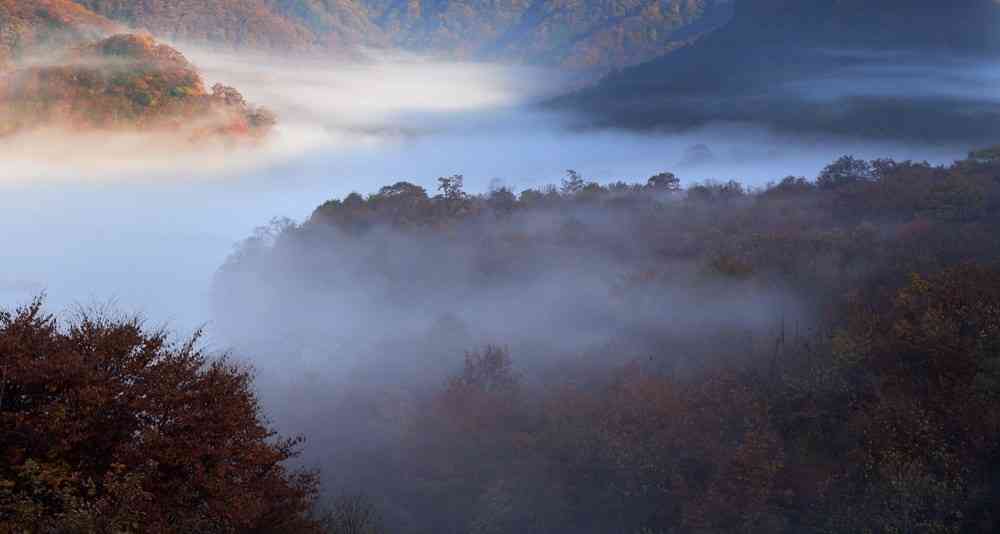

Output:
xmin=0 ymin=33 xmax=275 ymax=140
xmin=0 ymin=0 xmax=120 ymax=69
xmin=0 ymin=300 xmax=322 ymax=532
xmin=71 ymin=0 xmax=728 ymax=74
xmin=216 ymin=150 xmax=1000 ymax=533
xmin=0 ymin=2 xmax=275 ymax=142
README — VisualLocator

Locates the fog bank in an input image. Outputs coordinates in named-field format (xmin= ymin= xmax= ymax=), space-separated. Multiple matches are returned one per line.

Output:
xmin=0 ymin=49 xmax=975 ymax=332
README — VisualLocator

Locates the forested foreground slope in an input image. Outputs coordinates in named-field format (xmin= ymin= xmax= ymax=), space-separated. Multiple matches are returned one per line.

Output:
xmin=212 ymin=150 xmax=1000 ymax=533
xmin=1 ymin=135 xmax=999 ymax=531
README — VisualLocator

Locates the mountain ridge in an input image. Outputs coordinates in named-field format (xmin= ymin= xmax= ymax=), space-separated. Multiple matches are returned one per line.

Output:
xmin=68 ymin=0 xmax=736 ymax=74
xmin=557 ymin=0 xmax=1000 ymax=141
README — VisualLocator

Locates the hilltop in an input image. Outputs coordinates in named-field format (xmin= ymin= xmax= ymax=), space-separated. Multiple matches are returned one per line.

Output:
xmin=0 ymin=2 xmax=274 ymax=140
xmin=1 ymin=34 xmax=274 ymax=137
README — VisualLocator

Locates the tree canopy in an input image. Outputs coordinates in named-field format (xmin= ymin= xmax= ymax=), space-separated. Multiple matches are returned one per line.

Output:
xmin=0 ymin=299 xmax=322 ymax=533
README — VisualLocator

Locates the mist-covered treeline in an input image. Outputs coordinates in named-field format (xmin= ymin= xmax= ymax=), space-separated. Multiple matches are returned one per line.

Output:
xmin=213 ymin=150 xmax=1000 ymax=533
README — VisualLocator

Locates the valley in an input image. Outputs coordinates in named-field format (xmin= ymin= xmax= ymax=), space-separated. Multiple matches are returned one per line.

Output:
xmin=2 ymin=1 xmax=1000 ymax=532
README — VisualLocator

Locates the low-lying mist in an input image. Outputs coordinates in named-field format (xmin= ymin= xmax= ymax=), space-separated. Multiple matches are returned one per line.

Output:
xmin=208 ymin=145 xmax=1000 ymax=532
xmin=0 ymin=44 xmax=979 ymax=387
xmin=0 ymin=44 xmax=981 ymax=365
xmin=4 ymin=41 xmax=1000 ymax=532
xmin=0 ymin=54 xmax=982 ymax=369
xmin=210 ymin=184 xmax=813 ymax=500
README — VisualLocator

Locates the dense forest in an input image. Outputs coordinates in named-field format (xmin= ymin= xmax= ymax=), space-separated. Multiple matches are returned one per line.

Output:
xmin=74 ymin=0 xmax=333 ymax=49
xmin=33 ymin=0 xmax=737 ymax=74
xmin=0 ymin=0 xmax=120 ymax=69
xmin=208 ymin=149 xmax=1000 ymax=532
xmin=349 ymin=0 xmax=733 ymax=71
xmin=3 ymin=140 xmax=1000 ymax=531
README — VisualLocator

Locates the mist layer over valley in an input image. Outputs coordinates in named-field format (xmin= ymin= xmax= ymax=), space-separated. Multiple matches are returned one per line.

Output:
xmin=4 ymin=8 xmax=1000 ymax=529
xmin=0 ymin=48 xmax=977 ymax=324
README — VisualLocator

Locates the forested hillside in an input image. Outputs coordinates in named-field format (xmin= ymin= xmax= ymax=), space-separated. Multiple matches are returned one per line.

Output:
xmin=0 ymin=2 xmax=274 ymax=139
xmin=69 ymin=0 xmax=735 ymax=74
xmin=561 ymin=0 xmax=1000 ymax=137
xmin=1 ymin=34 xmax=275 ymax=137
xmin=75 ymin=0 xmax=383 ymax=50
xmin=356 ymin=0 xmax=733 ymax=71
xmin=3 ymin=1 xmax=1000 ymax=531
xmin=0 ymin=0 xmax=120 ymax=69
xmin=213 ymin=149 xmax=1000 ymax=533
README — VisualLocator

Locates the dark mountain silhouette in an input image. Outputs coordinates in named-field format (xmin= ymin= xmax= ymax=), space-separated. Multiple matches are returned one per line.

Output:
xmin=558 ymin=0 xmax=1000 ymax=142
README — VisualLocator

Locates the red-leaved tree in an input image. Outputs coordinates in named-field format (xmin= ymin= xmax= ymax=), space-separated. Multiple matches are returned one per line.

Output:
xmin=0 ymin=298 xmax=322 ymax=533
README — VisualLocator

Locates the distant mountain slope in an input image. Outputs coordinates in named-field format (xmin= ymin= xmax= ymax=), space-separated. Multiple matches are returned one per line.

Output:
xmin=264 ymin=0 xmax=387 ymax=48
xmin=593 ymin=0 xmax=1000 ymax=93
xmin=68 ymin=0 xmax=736 ymax=74
xmin=75 ymin=0 xmax=388 ymax=51
xmin=0 ymin=0 xmax=120 ymax=68
xmin=74 ymin=0 xmax=323 ymax=49
xmin=559 ymin=0 xmax=1000 ymax=141
xmin=357 ymin=0 xmax=734 ymax=71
